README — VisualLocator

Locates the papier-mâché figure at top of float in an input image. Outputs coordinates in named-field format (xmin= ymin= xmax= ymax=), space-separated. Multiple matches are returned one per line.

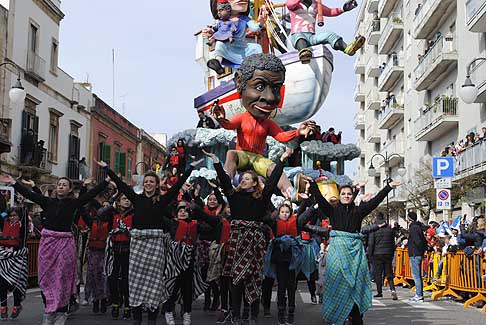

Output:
xmin=204 ymin=0 xmax=266 ymax=74
xmin=286 ymin=0 xmax=364 ymax=63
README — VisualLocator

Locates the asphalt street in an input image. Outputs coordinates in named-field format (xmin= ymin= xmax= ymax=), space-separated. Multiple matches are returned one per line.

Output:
xmin=4 ymin=284 xmax=486 ymax=324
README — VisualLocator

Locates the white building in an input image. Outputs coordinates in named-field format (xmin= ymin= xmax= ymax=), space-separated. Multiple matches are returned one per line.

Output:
xmin=0 ymin=0 xmax=92 ymax=183
xmin=354 ymin=0 xmax=486 ymax=223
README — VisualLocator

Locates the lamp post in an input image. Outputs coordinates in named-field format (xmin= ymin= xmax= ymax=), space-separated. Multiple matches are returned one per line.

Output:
xmin=368 ymin=152 xmax=406 ymax=224
xmin=459 ymin=57 xmax=486 ymax=104
xmin=0 ymin=61 xmax=26 ymax=106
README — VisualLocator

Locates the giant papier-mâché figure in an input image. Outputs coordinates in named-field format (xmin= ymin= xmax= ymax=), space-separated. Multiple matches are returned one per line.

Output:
xmin=204 ymin=0 xmax=266 ymax=75
xmin=287 ymin=0 xmax=364 ymax=64
xmin=211 ymin=53 xmax=316 ymax=199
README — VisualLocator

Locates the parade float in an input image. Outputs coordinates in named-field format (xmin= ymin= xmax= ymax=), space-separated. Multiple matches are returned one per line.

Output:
xmin=168 ymin=0 xmax=362 ymax=198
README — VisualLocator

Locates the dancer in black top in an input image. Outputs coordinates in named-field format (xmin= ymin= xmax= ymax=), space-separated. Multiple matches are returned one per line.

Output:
xmin=203 ymin=148 xmax=292 ymax=325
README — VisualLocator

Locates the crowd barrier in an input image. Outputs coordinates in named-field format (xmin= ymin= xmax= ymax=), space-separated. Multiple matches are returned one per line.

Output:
xmin=393 ymin=247 xmax=486 ymax=312
xmin=26 ymin=239 xmax=40 ymax=282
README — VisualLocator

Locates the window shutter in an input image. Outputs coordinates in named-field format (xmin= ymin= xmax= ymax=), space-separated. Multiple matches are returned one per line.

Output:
xmin=103 ymin=144 xmax=111 ymax=166
xmin=21 ymin=111 xmax=28 ymax=133
xmin=114 ymin=151 xmax=120 ymax=174
xmin=119 ymin=152 xmax=126 ymax=176
xmin=33 ymin=115 xmax=39 ymax=140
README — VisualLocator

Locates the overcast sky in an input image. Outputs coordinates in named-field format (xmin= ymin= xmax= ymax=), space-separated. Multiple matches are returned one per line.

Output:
xmin=59 ymin=0 xmax=359 ymax=176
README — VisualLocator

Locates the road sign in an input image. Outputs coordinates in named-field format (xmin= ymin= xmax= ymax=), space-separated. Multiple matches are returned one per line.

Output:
xmin=436 ymin=188 xmax=451 ymax=210
xmin=434 ymin=178 xmax=452 ymax=189
xmin=432 ymin=157 xmax=454 ymax=178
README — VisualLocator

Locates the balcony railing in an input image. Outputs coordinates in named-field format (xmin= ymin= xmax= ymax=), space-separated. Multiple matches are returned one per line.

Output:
xmin=378 ymin=13 xmax=403 ymax=54
xmin=413 ymin=0 xmax=455 ymax=38
xmin=17 ymin=144 xmax=52 ymax=173
xmin=455 ymin=140 xmax=486 ymax=178
xmin=68 ymin=159 xmax=79 ymax=180
xmin=466 ymin=0 xmax=486 ymax=32
xmin=367 ymin=19 xmax=381 ymax=45
xmin=378 ymin=53 xmax=403 ymax=91
xmin=366 ymin=124 xmax=380 ymax=143
xmin=354 ymin=112 xmax=365 ymax=130
xmin=26 ymin=50 xmax=46 ymax=81
xmin=415 ymin=96 xmax=458 ymax=139
xmin=414 ymin=36 xmax=455 ymax=83
xmin=378 ymin=101 xmax=403 ymax=123
xmin=354 ymin=84 xmax=365 ymax=102
xmin=378 ymin=0 xmax=399 ymax=18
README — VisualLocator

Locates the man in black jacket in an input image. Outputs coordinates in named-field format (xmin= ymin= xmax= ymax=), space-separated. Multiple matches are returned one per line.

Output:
xmin=368 ymin=212 xmax=397 ymax=300
xmin=407 ymin=211 xmax=427 ymax=302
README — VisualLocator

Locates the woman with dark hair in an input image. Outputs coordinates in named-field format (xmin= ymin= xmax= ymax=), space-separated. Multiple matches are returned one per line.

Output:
xmin=203 ymin=148 xmax=292 ymax=325
xmin=302 ymin=176 xmax=400 ymax=325
xmin=176 ymin=138 xmax=187 ymax=174
xmin=95 ymin=158 xmax=203 ymax=325
xmin=0 ymin=174 xmax=109 ymax=325
xmin=162 ymin=201 xmax=220 ymax=325
xmin=0 ymin=207 xmax=29 ymax=320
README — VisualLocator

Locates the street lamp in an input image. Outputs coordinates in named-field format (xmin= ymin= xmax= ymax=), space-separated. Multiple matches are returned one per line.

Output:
xmin=459 ymin=57 xmax=486 ymax=104
xmin=368 ymin=152 xmax=405 ymax=224
xmin=0 ymin=61 xmax=26 ymax=106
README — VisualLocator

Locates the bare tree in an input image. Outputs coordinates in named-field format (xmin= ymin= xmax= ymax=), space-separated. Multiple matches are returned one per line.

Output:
xmin=403 ymin=164 xmax=435 ymax=223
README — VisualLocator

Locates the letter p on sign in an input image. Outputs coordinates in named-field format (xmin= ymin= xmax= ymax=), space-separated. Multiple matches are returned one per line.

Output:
xmin=432 ymin=157 xmax=454 ymax=178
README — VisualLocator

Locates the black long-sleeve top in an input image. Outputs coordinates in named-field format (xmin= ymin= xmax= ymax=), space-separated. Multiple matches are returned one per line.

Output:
xmin=309 ymin=182 xmax=393 ymax=233
xmin=105 ymin=166 xmax=193 ymax=230
xmin=214 ymin=160 xmax=284 ymax=222
xmin=13 ymin=181 xmax=108 ymax=233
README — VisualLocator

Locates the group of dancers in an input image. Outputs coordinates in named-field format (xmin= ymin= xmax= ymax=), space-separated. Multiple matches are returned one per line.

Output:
xmin=0 ymin=148 xmax=399 ymax=325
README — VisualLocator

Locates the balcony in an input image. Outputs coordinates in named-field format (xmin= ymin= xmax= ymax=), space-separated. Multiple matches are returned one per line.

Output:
xmin=378 ymin=0 xmax=400 ymax=18
xmin=378 ymin=54 xmax=404 ymax=92
xmin=378 ymin=102 xmax=404 ymax=129
xmin=366 ymin=56 xmax=381 ymax=78
xmin=17 ymin=145 xmax=52 ymax=174
xmin=367 ymin=19 xmax=381 ymax=45
xmin=470 ymin=59 xmax=486 ymax=103
xmin=367 ymin=0 xmax=380 ymax=13
xmin=413 ymin=0 xmax=456 ymax=39
xmin=67 ymin=159 xmax=80 ymax=181
xmin=467 ymin=0 xmax=486 ymax=32
xmin=378 ymin=138 xmax=405 ymax=167
xmin=366 ymin=124 xmax=381 ymax=143
xmin=354 ymin=56 xmax=365 ymax=75
xmin=354 ymin=84 xmax=365 ymax=102
xmin=414 ymin=36 xmax=457 ymax=91
xmin=455 ymin=140 xmax=486 ymax=180
xmin=414 ymin=96 xmax=458 ymax=142
xmin=378 ymin=14 xmax=403 ymax=54
xmin=0 ymin=118 xmax=11 ymax=154
xmin=26 ymin=51 xmax=46 ymax=81
xmin=354 ymin=112 xmax=365 ymax=130
xmin=367 ymin=90 xmax=383 ymax=110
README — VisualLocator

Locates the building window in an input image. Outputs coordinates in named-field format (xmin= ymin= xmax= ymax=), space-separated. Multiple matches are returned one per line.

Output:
xmin=48 ymin=113 xmax=60 ymax=162
xmin=29 ymin=23 xmax=38 ymax=53
xmin=114 ymin=144 xmax=127 ymax=177
xmin=68 ymin=122 xmax=82 ymax=180
xmin=50 ymin=39 xmax=58 ymax=74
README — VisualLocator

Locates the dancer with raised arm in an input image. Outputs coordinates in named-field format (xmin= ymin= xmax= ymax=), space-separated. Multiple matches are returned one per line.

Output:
xmin=302 ymin=175 xmax=400 ymax=325
xmin=95 ymin=158 xmax=203 ymax=325
xmin=203 ymin=148 xmax=292 ymax=325
xmin=0 ymin=174 xmax=109 ymax=325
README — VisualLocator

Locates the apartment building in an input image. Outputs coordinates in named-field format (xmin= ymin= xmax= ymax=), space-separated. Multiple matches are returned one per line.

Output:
xmin=0 ymin=0 xmax=92 ymax=184
xmin=354 ymin=0 xmax=486 ymax=222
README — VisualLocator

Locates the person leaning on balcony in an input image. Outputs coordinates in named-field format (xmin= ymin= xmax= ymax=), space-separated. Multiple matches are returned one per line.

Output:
xmin=481 ymin=127 xmax=486 ymax=141
xmin=407 ymin=211 xmax=427 ymax=303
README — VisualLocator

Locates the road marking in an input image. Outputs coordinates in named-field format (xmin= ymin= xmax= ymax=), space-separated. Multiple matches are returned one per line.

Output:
xmin=401 ymin=300 xmax=445 ymax=310
xmin=372 ymin=299 xmax=386 ymax=307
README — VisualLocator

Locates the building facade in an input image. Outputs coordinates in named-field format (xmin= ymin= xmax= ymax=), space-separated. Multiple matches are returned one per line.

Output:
xmin=0 ymin=0 xmax=92 ymax=184
xmin=91 ymin=95 xmax=139 ymax=183
xmin=137 ymin=129 xmax=166 ymax=175
xmin=354 ymin=0 xmax=486 ymax=223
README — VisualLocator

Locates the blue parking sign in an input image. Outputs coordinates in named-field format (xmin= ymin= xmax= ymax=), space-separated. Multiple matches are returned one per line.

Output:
xmin=432 ymin=157 xmax=454 ymax=178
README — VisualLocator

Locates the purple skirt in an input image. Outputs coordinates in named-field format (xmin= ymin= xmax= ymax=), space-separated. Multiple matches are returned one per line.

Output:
xmin=85 ymin=249 xmax=109 ymax=301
